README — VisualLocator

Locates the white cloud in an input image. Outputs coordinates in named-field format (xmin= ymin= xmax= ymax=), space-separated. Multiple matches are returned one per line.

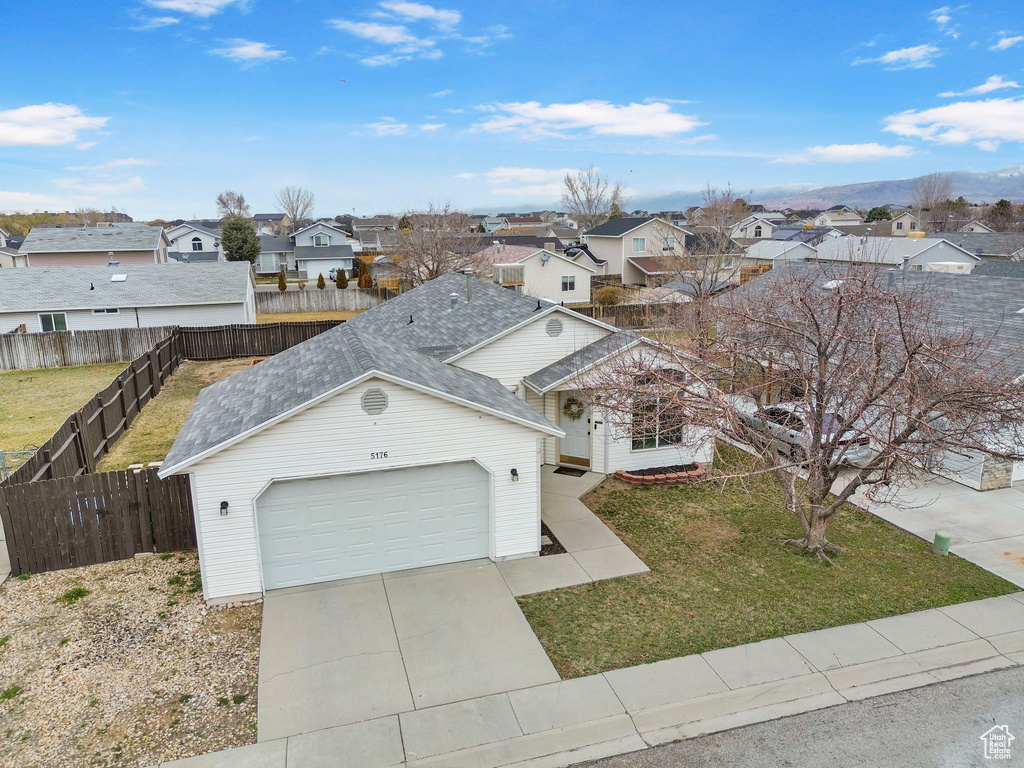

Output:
xmin=775 ymin=143 xmax=917 ymax=164
xmin=884 ymin=96 xmax=1024 ymax=149
xmin=928 ymin=6 xmax=962 ymax=38
xmin=432 ymin=89 xmax=453 ymax=97
xmin=53 ymin=176 xmax=146 ymax=196
xmin=418 ymin=123 xmax=445 ymax=131
xmin=210 ymin=39 xmax=288 ymax=66
xmin=468 ymin=166 xmax=579 ymax=197
xmin=360 ymin=53 xmax=412 ymax=66
xmin=991 ymin=35 xmax=1024 ymax=51
xmin=131 ymin=15 xmax=181 ymax=30
xmin=472 ymin=100 xmax=704 ymax=139
xmin=939 ymin=74 xmax=1020 ymax=97
xmin=459 ymin=24 xmax=511 ymax=49
xmin=854 ymin=44 xmax=942 ymax=70
xmin=378 ymin=1 xmax=460 ymax=31
xmin=143 ymin=0 xmax=242 ymax=17
xmin=0 ymin=103 xmax=108 ymax=147
xmin=64 ymin=158 xmax=162 ymax=172
xmin=367 ymin=120 xmax=409 ymax=136
xmin=490 ymin=182 xmax=563 ymax=197
xmin=443 ymin=108 xmax=464 ymax=113
xmin=0 ymin=190 xmax=72 ymax=211
xmin=328 ymin=20 xmax=427 ymax=47
xmin=453 ymin=172 xmax=476 ymax=179
xmin=75 ymin=142 xmax=98 ymax=150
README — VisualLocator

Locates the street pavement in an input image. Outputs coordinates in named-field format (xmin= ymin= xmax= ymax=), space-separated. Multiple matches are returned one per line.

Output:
xmin=582 ymin=666 xmax=1024 ymax=768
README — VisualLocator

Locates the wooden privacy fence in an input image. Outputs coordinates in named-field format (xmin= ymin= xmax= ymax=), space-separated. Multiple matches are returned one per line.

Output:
xmin=178 ymin=321 xmax=341 ymax=359
xmin=0 ymin=326 xmax=176 ymax=370
xmin=2 ymin=333 xmax=184 ymax=487
xmin=255 ymin=288 xmax=380 ymax=314
xmin=570 ymin=302 xmax=681 ymax=329
xmin=0 ymin=468 xmax=196 ymax=576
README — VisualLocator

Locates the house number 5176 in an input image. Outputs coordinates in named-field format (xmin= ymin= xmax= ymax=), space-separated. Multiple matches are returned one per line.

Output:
xmin=370 ymin=451 xmax=389 ymax=460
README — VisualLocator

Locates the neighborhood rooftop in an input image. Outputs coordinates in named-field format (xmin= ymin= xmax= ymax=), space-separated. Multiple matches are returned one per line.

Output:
xmin=583 ymin=217 xmax=656 ymax=237
xmin=0 ymin=262 xmax=252 ymax=313
xmin=525 ymin=330 xmax=641 ymax=393
xmin=162 ymin=323 xmax=561 ymax=472
xmin=19 ymin=225 xmax=166 ymax=254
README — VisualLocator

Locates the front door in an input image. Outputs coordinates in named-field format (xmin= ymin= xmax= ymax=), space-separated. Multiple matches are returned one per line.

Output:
xmin=559 ymin=391 xmax=591 ymax=467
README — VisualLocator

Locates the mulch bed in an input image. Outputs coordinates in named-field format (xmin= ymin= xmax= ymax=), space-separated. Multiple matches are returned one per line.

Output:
xmin=540 ymin=522 xmax=567 ymax=556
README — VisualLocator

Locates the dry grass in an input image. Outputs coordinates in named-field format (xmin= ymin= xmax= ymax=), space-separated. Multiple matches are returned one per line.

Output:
xmin=518 ymin=444 xmax=1018 ymax=679
xmin=0 ymin=552 xmax=260 ymax=767
xmin=257 ymin=311 xmax=362 ymax=324
xmin=97 ymin=359 xmax=256 ymax=471
xmin=0 ymin=364 xmax=127 ymax=451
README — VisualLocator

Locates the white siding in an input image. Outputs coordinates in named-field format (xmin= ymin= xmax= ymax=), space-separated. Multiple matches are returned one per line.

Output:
xmin=454 ymin=313 xmax=612 ymax=389
xmin=137 ymin=302 xmax=251 ymax=327
xmin=168 ymin=230 xmax=219 ymax=256
xmin=518 ymin=252 xmax=593 ymax=304
xmin=293 ymin=223 xmax=354 ymax=248
xmin=595 ymin=417 xmax=714 ymax=474
xmin=0 ymin=301 xmax=253 ymax=333
xmin=182 ymin=378 xmax=544 ymax=601
xmin=527 ymin=389 xmax=559 ymax=464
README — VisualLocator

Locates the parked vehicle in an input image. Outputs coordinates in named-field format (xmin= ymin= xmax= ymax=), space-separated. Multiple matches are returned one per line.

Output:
xmin=736 ymin=402 xmax=873 ymax=465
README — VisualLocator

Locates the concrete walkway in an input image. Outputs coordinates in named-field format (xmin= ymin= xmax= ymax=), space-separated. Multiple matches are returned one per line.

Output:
xmin=154 ymin=593 xmax=1024 ymax=767
xmin=844 ymin=472 xmax=1024 ymax=588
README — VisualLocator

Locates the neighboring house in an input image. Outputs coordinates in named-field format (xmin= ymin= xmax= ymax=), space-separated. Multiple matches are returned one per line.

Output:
xmin=813 ymin=206 xmax=863 ymax=228
xmin=253 ymin=213 xmax=291 ymax=235
xmin=0 ymin=227 xmax=9 ymax=248
xmin=159 ymin=273 xmax=712 ymax=601
xmin=257 ymin=235 xmax=294 ymax=275
xmin=582 ymin=217 xmax=692 ymax=284
xmin=166 ymin=222 xmax=223 ymax=262
xmin=741 ymin=241 xmax=816 ymax=275
xmin=0 ymin=262 xmax=256 ymax=333
xmin=482 ymin=216 xmax=509 ymax=233
xmin=492 ymin=247 xmax=595 ymax=303
xmin=503 ymin=216 xmax=547 ymax=232
xmin=888 ymin=211 xmax=921 ymax=236
xmin=19 ymin=225 xmax=170 ymax=267
xmin=351 ymin=216 xmax=398 ymax=233
xmin=731 ymin=214 xmax=783 ymax=240
xmin=256 ymin=222 xmax=360 ymax=276
xmin=358 ymin=229 xmax=402 ymax=255
xmin=0 ymin=247 xmax=24 ymax=269
xmin=924 ymin=232 xmax=1024 ymax=260
xmin=961 ymin=220 xmax=996 ymax=234
xmin=746 ymin=236 xmax=978 ymax=271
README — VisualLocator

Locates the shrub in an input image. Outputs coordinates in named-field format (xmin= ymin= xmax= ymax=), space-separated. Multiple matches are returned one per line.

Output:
xmin=593 ymin=286 xmax=624 ymax=307
xmin=316 ymin=273 xmax=326 ymax=290
xmin=336 ymin=269 xmax=349 ymax=289
xmin=297 ymin=280 xmax=307 ymax=291
xmin=277 ymin=270 xmax=287 ymax=292
xmin=358 ymin=272 xmax=373 ymax=290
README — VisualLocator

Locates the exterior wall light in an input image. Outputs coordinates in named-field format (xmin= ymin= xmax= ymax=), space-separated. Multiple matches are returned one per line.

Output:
xmin=220 ymin=501 xmax=229 ymax=516
xmin=510 ymin=468 xmax=519 ymax=482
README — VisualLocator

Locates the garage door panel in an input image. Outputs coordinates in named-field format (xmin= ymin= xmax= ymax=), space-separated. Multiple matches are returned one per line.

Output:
xmin=258 ymin=462 xmax=490 ymax=590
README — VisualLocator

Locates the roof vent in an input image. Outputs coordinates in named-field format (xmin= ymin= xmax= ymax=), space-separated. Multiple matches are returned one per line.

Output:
xmin=450 ymin=292 xmax=459 ymax=310
xmin=361 ymin=388 xmax=388 ymax=415
xmin=546 ymin=318 xmax=564 ymax=337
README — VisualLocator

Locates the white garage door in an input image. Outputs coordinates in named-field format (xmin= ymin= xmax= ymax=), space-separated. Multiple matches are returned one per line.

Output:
xmin=257 ymin=461 xmax=490 ymax=590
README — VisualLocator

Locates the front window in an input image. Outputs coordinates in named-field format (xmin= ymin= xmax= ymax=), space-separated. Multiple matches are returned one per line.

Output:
xmin=91 ymin=308 xmax=119 ymax=315
xmin=631 ymin=373 xmax=686 ymax=450
xmin=191 ymin=237 xmax=203 ymax=251
xmin=632 ymin=237 xmax=646 ymax=253
xmin=662 ymin=236 xmax=676 ymax=250
xmin=561 ymin=275 xmax=575 ymax=292
xmin=753 ymin=225 xmax=762 ymax=238
xmin=40 ymin=313 xmax=67 ymax=332
xmin=313 ymin=234 xmax=330 ymax=247
xmin=910 ymin=222 xmax=917 ymax=230
xmin=896 ymin=221 xmax=903 ymax=230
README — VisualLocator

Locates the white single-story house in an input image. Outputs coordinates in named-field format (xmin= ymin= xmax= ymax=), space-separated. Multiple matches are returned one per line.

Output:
xmin=0 ymin=262 xmax=256 ymax=333
xmin=160 ymin=273 xmax=712 ymax=602
xmin=492 ymin=248 xmax=595 ymax=303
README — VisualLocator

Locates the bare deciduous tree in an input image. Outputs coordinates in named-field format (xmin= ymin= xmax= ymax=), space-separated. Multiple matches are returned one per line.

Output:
xmin=73 ymin=207 xmax=103 ymax=226
xmin=275 ymin=186 xmax=315 ymax=228
xmin=589 ymin=262 xmax=1024 ymax=557
xmin=394 ymin=202 xmax=481 ymax=285
xmin=561 ymin=165 xmax=627 ymax=231
xmin=910 ymin=173 xmax=953 ymax=232
xmin=216 ymin=190 xmax=250 ymax=219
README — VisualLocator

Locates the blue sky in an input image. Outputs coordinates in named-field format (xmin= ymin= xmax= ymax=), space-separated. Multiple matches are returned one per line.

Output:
xmin=2 ymin=0 xmax=1024 ymax=219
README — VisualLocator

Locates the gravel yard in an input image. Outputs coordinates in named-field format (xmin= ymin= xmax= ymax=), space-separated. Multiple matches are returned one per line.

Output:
xmin=0 ymin=552 xmax=261 ymax=768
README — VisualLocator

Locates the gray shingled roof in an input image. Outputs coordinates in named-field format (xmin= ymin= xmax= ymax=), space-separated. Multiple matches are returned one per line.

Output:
xmin=525 ymin=331 xmax=640 ymax=393
xmin=346 ymin=272 xmax=568 ymax=360
xmin=971 ymin=261 xmax=1024 ymax=278
xmin=925 ymin=232 xmax=1024 ymax=258
xmin=167 ymin=251 xmax=219 ymax=263
xmin=584 ymin=217 xmax=654 ymax=237
xmin=259 ymin=234 xmax=293 ymax=253
xmin=0 ymin=263 xmax=252 ymax=313
xmin=295 ymin=244 xmax=354 ymax=261
xmin=20 ymin=225 xmax=165 ymax=254
xmin=161 ymin=323 xmax=561 ymax=472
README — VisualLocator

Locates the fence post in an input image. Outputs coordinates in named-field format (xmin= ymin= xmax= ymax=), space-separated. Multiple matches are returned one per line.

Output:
xmin=149 ymin=347 xmax=161 ymax=396
xmin=70 ymin=414 xmax=95 ymax=474
xmin=96 ymin=396 xmax=108 ymax=455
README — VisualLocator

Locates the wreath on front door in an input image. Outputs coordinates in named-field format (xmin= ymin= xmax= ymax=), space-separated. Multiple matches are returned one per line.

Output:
xmin=562 ymin=396 xmax=585 ymax=420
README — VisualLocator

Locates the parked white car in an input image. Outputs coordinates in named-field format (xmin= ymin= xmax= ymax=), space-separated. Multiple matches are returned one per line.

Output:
xmin=736 ymin=402 xmax=873 ymax=466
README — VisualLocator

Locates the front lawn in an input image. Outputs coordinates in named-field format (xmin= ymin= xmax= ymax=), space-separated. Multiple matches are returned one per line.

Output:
xmin=0 ymin=552 xmax=260 ymax=767
xmin=97 ymin=359 xmax=256 ymax=471
xmin=0 ymin=363 xmax=127 ymax=451
xmin=519 ymin=445 xmax=1018 ymax=679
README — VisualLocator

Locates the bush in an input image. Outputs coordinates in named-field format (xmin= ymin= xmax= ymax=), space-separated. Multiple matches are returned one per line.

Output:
xmin=297 ymin=280 xmax=307 ymax=291
xmin=277 ymin=270 xmax=287 ymax=292
xmin=358 ymin=272 xmax=373 ymax=290
xmin=594 ymin=286 xmax=624 ymax=307
xmin=317 ymin=273 xmax=326 ymax=290
xmin=336 ymin=269 xmax=349 ymax=289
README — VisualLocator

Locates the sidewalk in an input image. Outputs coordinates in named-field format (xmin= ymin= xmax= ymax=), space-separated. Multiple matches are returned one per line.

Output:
xmin=152 ymin=593 xmax=1024 ymax=768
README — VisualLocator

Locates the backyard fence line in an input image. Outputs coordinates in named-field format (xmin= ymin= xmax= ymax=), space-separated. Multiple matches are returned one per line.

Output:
xmin=0 ymin=468 xmax=196 ymax=576
xmin=569 ymin=301 xmax=682 ymax=329
xmin=177 ymin=321 xmax=342 ymax=360
xmin=255 ymin=289 xmax=380 ymax=314
xmin=1 ymin=333 xmax=184 ymax=487
xmin=0 ymin=326 xmax=176 ymax=370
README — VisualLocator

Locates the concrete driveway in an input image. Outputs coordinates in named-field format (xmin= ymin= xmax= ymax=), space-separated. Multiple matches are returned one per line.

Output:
xmin=257 ymin=559 xmax=559 ymax=741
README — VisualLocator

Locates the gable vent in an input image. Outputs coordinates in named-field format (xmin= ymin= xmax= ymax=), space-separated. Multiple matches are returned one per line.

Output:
xmin=361 ymin=388 xmax=388 ymax=415
xmin=545 ymin=318 xmax=564 ymax=337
